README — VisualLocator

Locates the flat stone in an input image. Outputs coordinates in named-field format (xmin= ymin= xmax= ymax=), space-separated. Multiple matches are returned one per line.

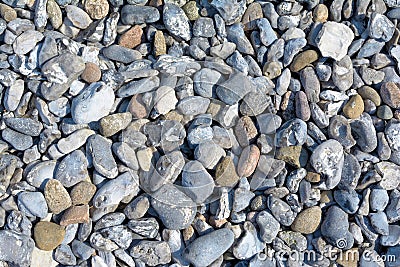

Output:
xmin=381 ymin=82 xmax=400 ymax=108
xmin=120 ymin=5 xmax=160 ymax=24
xmin=2 ymin=128 xmax=33 ymax=151
xmin=34 ymin=221 xmax=65 ymax=251
xmin=237 ymin=145 xmax=260 ymax=177
xmin=321 ymin=205 xmax=353 ymax=249
xmin=119 ymin=25 xmax=143 ymax=49
xmin=290 ymin=50 xmax=319 ymax=72
xmin=102 ymin=45 xmax=142 ymax=63
xmin=87 ymin=134 xmax=118 ymax=179
xmin=181 ymin=160 xmax=215 ymax=203
xmin=55 ymin=150 xmax=90 ymax=187
xmin=291 ymin=206 xmax=322 ymax=234
xmin=130 ymin=241 xmax=171 ymax=266
xmin=65 ymin=5 xmax=92 ymax=29
xmin=13 ymin=30 xmax=43 ymax=55
xmin=276 ymin=146 xmax=302 ymax=168
xmin=183 ymin=229 xmax=234 ymax=266
xmin=44 ymin=179 xmax=72 ymax=214
xmin=60 ymin=205 xmax=90 ymax=226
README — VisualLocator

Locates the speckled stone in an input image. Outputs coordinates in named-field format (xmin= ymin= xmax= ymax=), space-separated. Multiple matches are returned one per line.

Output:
xmin=291 ymin=206 xmax=322 ymax=234
xmin=70 ymin=181 xmax=97 ymax=205
xmin=44 ymin=179 xmax=72 ymax=214
xmin=119 ymin=25 xmax=143 ymax=49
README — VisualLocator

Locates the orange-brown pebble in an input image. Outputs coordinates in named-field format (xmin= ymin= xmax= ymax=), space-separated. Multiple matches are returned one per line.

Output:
xmin=60 ymin=205 xmax=90 ymax=226
xmin=119 ymin=25 xmax=143 ymax=49
xmin=81 ymin=62 xmax=101 ymax=83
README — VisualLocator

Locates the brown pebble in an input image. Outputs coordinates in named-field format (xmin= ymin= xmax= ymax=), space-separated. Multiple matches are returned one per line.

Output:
xmin=84 ymin=0 xmax=109 ymax=20
xmin=154 ymin=30 xmax=166 ymax=57
xmin=60 ymin=205 xmax=90 ymax=226
xmin=343 ymin=94 xmax=364 ymax=119
xmin=234 ymin=116 xmax=258 ymax=147
xmin=34 ymin=221 xmax=65 ymax=251
xmin=380 ymin=82 xmax=400 ymax=108
xmin=70 ymin=181 xmax=96 ymax=205
xmin=81 ymin=62 xmax=101 ymax=83
xmin=305 ymin=172 xmax=321 ymax=183
xmin=215 ymin=156 xmax=240 ymax=187
xmin=313 ymin=4 xmax=328 ymax=22
xmin=291 ymin=206 xmax=322 ymax=234
xmin=182 ymin=225 xmax=196 ymax=245
xmin=320 ymin=191 xmax=333 ymax=203
xmin=358 ymin=85 xmax=381 ymax=106
xmin=0 ymin=3 xmax=17 ymax=22
xmin=295 ymin=91 xmax=311 ymax=121
xmin=237 ymin=145 xmax=260 ymax=177
xmin=44 ymin=179 xmax=72 ymax=214
xmin=209 ymin=216 xmax=227 ymax=228
xmin=290 ymin=50 xmax=319 ymax=72
xmin=119 ymin=25 xmax=143 ymax=49
xmin=276 ymin=146 xmax=302 ymax=168
xmin=241 ymin=2 xmax=263 ymax=30
xmin=128 ymin=94 xmax=148 ymax=119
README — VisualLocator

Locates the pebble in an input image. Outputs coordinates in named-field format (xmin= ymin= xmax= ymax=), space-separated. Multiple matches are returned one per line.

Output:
xmin=0 ymin=230 xmax=34 ymax=266
xmin=119 ymin=25 xmax=142 ymax=49
xmin=310 ymin=139 xmax=344 ymax=189
xmin=70 ymin=181 xmax=96 ymax=206
xmin=60 ymin=205 xmax=90 ymax=226
xmin=182 ymin=1 xmax=199 ymax=21
xmin=81 ymin=62 xmax=101 ymax=83
xmin=381 ymin=82 xmax=400 ymax=108
xmin=34 ymin=221 xmax=65 ymax=251
xmin=154 ymin=30 xmax=166 ymax=57
xmin=2 ymin=128 xmax=33 ymax=151
xmin=321 ymin=205 xmax=353 ymax=249
xmin=290 ymin=50 xmax=318 ymax=72
xmin=163 ymin=3 xmax=191 ymax=41
xmin=183 ymin=229 xmax=234 ymax=266
xmin=377 ymin=105 xmax=393 ymax=120
xmin=65 ymin=5 xmax=92 ymax=29
xmin=121 ymin=5 xmax=160 ymax=25
xmin=102 ymin=45 xmax=142 ymax=63
xmin=13 ymin=30 xmax=43 ymax=55
xmin=130 ymin=241 xmax=171 ymax=266
xmin=343 ymin=94 xmax=364 ymax=119
xmin=316 ymin=21 xmax=354 ymax=61
xmin=181 ymin=160 xmax=214 ymax=203
xmin=84 ymin=0 xmax=109 ymax=19
xmin=291 ymin=206 xmax=321 ymax=234
xmin=215 ymin=156 xmax=240 ymax=187
xmin=256 ymin=210 xmax=280 ymax=243
xmin=237 ymin=145 xmax=260 ymax=177
xmin=150 ymin=184 xmax=196 ymax=230
xmin=44 ymin=179 xmax=72 ymax=214
xmin=0 ymin=3 xmax=16 ymax=22
xmin=313 ymin=4 xmax=328 ymax=22
xmin=87 ymin=134 xmax=118 ymax=178
xmin=18 ymin=191 xmax=48 ymax=218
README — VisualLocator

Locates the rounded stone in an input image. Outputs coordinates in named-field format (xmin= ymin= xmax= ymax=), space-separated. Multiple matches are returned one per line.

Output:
xmin=263 ymin=61 xmax=282 ymax=79
xmin=291 ymin=206 xmax=322 ymax=234
xmin=215 ymin=156 xmax=240 ymax=187
xmin=381 ymin=82 xmax=400 ymax=108
xmin=290 ymin=50 xmax=319 ymax=72
xmin=237 ymin=145 xmax=260 ymax=177
xmin=34 ymin=221 xmax=65 ymax=251
xmin=343 ymin=94 xmax=364 ymax=119
xmin=358 ymin=86 xmax=381 ymax=106
xmin=377 ymin=105 xmax=394 ymax=120
xmin=81 ymin=62 xmax=101 ymax=83
xmin=0 ymin=3 xmax=17 ymax=22
xmin=119 ymin=25 xmax=143 ymax=49
xmin=84 ymin=0 xmax=109 ymax=19
xmin=44 ymin=179 xmax=72 ymax=214
xmin=313 ymin=4 xmax=328 ymax=22
xmin=70 ymin=181 xmax=97 ymax=206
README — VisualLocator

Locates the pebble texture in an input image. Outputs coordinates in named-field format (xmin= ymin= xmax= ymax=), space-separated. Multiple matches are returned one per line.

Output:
xmin=0 ymin=0 xmax=399 ymax=266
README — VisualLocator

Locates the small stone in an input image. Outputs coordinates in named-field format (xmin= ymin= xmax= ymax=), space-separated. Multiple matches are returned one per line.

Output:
xmin=332 ymin=55 xmax=353 ymax=91
xmin=34 ymin=221 xmax=65 ymax=251
xmin=215 ymin=156 xmax=240 ymax=187
xmin=130 ymin=241 xmax=171 ymax=266
xmin=72 ymin=82 xmax=115 ymax=124
xmin=350 ymin=113 xmax=377 ymax=153
xmin=102 ymin=45 xmax=142 ymax=63
xmin=13 ymin=30 xmax=44 ymax=55
xmin=240 ymin=91 xmax=270 ymax=116
xmin=194 ymin=142 xmax=226 ymax=169
xmin=276 ymin=146 xmax=302 ymax=168
xmin=84 ymin=0 xmax=109 ymax=19
xmin=65 ymin=5 xmax=92 ymax=29
xmin=313 ymin=4 xmax=328 ymax=22
xmin=44 ymin=179 xmax=72 ymax=214
xmin=316 ymin=21 xmax=354 ymax=61
xmin=328 ymin=115 xmax=356 ymax=149
xmin=275 ymin=118 xmax=307 ymax=147
xmin=163 ymin=3 xmax=191 ymax=41
xmin=0 ymin=230 xmax=34 ymax=266
xmin=267 ymin=196 xmax=296 ymax=226
xmin=321 ymin=205 xmax=353 ymax=249
xmin=358 ymin=85 xmax=381 ymax=106
xmin=295 ymin=91 xmax=311 ymax=121
xmin=2 ymin=128 xmax=33 ymax=151
xmin=181 ymin=160 xmax=215 ymax=203
xmin=55 ymin=150 xmax=90 ymax=187
xmin=381 ymin=82 xmax=400 ymax=108
xmin=81 ymin=62 xmax=101 ymax=83
xmin=310 ymin=139 xmax=344 ymax=189
xmin=70 ymin=181 xmax=96 ymax=205
xmin=263 ymin=61 xmax=282 ymax=79
xmin=71 ymin=240 xmax=95 ymax=260
xmin=334 ymin=189 xmax=360 ymax=214
xmin=99 ymin=112 xmax=132 ymax=137
xmin=300 ymin=66 xmax=320 ymax=103
xmin=60 ymin=205 xmax=90 ymax=226
xmin=121 ymin=5 xmax=160 ymax=25
xmin=370 ymin=188 xmax=389 ymax=212
xmin=18 ymin=192 xmax=48 ymax=218
xmin=305 ymin=172 xmax=320 ymax=183
xmin=183 ymin=229 xmax=234 ymax=266
xmin=182 ymin=1 xmax=199 ymax=20
xmin=119 ymin=25 xmax=142 ymax=49
xmin=343 ymin=94 xmax=364 ymax=119
xmin=0 ymin=3 xmax=16 ymax=22
xmin=193 ymin=17 xmax=215 ymax=37
xmin=177 ymin=96 xmax=210 ymax=116
xmin=369 ymin=13 xmax=395 ymax=42
xmin=154 ymin=30 xmax=166 ymax=57
xmin=290 ymin=50 xmax=319 ymax=72
xmin=377 ymin=105 xmax=393 ymax=120
xmin=124 ymin=195 xmax=149 ymax=219
xmin=47 ymin=0 xmax=62 ymax=29
xmin=237 ymin=145 xmax=260 ymax=177
xmin=150 ymin=184 xmax=196 ymax=230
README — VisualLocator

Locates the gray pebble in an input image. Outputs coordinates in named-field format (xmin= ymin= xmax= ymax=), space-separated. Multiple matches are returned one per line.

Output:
xmin=87 ymin=134 xmax=118 ymax=179
xmin=275 ymin=118 xmax=307 ymax=147
xmin=350 ymin=112 xmax=377 ymax=153
xmin=120 ymin=5 xmax=160 ymax=25
xmin=130 ymin=241 xmax=171 ymax=266
xmin=0 ymin=230 xmax=34 ymax=266
xmin=17 ymin=191 xmax=48 ymax=218
xmin=71 ymin=239 xmax=95 ymax=260
xmin=54 ymin=244 xmax=77 ymax=265
xmin=163 ymin=3 xmax=191 ymax=41
xmin=321 ymin=205 xmax=354 ymax=249
xmin=181 ymin=160 xmax=215 ymax=203
xmin=267 ymin=195 xmax=296 ymax=226
xmin=102 ymin=45 xmax=142 ymax=63
xmin=256 ymin=210 xmax=280 ymax=243
xmin=2 ymin=128 xmax=33 ymax=151
xmin=369 ymin=211 xmax=389 ymax=235
xmin=334 ymin=189 xmax=360 ymax=214
xmin=193 ymin=17 xmax=215 ymax=37
xmin=55 ymin=150 xmax=89 ymax=187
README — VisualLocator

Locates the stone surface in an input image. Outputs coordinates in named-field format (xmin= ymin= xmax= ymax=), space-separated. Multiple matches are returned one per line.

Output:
xmin=44 ymin=179 xmax=72 ymax=214
xmin=34 ymin=221 xmax=65 ymax=251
